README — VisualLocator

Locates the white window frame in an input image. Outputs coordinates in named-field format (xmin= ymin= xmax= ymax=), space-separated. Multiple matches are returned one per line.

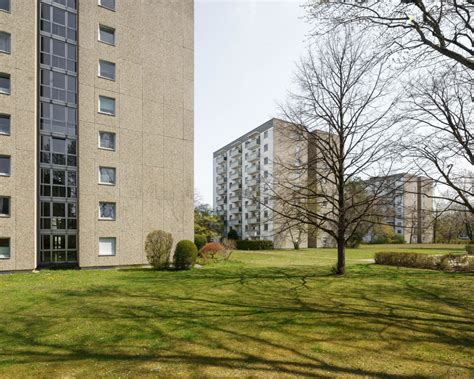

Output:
xmin=99 ymin=237 xmax=116 ymax=256
xmin=0 ymin=237 xmax=10 ymax=259
xmin=98 ymin=131 xmax=116 ymax=151
xmin=98 ymin=25 xmax=115 ymax=46
xmin=98 ymin=59 xmax=116 ymax=81
xmin=98 ymin=166 xmax=116 ymax=186
xmin=0 ymin=32 xmax=11 ymax=54
xmin=98 ymin=95 xmax=115 ymax=116
xmin=99 ymin=202 xmax=116 ymax=220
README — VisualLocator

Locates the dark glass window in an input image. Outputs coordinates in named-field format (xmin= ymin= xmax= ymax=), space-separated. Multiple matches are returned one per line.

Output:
xmin=99 ymin=167 xmax=116 ymax=185
xmin=0 ymin=196 xmax=10 ymax=216
xmin=99 ymin=131 xmax=115 ymax=150
xmin=99 ymin=60 xmax=115 ymax=80
xmin=0 ymin=114 xmax=10 ymax=135
xmin=0 ymin=73 xmax=10 ymax=94
xmin=0 ymin=0 xmax=10 ymax=12
xmin=0 ymin=32 xmax=11 ymax=53
xmin=99 ymin=25 xmax=115 ymax=45
xmin=0 ymin=155 xmax=10 ymax=176
xmin=99 ymin=202 xmax=116 ymax=220
xmin=99 ymin=0 xmax=115 ymax=11
xmin=99 ymin=96 xmax=115 ymax=115
xmin=0 ymin=238 xmax=10 ymax=259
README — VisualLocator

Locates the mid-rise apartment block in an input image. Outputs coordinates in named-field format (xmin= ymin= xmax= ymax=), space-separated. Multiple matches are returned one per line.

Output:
xmin=213 ymin=118 xmax=332 ymax=249
xmin=365 ymin=173 xmax=434 ymax=243
xmin=0 ymin=0 xmax=194 ymax=271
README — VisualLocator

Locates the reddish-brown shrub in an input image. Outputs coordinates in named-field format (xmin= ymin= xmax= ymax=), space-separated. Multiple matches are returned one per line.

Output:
xmin=198 ymin=242 xmax=225 ymax=264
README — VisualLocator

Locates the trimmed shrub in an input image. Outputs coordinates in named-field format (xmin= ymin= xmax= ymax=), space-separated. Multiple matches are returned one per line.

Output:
xmin=465 ymin=241 xmax=474 ymax=255
xmin=174 ymin=240 xmax=198 ymax=270
xmin=194 ymin=234 xmax=207 ymax=250
xmin=145 ymin=230 xmax=173 ymax=270
xmin=236 ymin=240 xmax=274 ymax=250
xmin=374 ymin=251 xmax=474 ymax=272
xmin=227 ymin=228 xmax=239 ymax=241
xmin=198 ymin=242 xmax=225 ymax=264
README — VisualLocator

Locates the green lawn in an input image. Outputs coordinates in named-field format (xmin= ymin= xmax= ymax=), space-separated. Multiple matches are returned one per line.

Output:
xmin=0 ymin=244 xmax=472 ymax=378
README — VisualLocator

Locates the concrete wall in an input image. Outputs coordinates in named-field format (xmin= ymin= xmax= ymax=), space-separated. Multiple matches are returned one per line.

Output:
xmin=77 ymin=0 xmax=194 ymax=267
xmin=0 ymin=0 xmax=37 ymax=271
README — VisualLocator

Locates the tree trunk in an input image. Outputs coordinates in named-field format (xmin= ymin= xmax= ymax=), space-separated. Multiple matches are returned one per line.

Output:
xmin=336 ymin=238 xmax=345 ymax=275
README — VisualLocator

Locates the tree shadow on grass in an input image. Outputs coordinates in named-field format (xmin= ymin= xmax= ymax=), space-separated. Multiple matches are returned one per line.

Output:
xmin=0 ymin=265 xmax=472 ymax=377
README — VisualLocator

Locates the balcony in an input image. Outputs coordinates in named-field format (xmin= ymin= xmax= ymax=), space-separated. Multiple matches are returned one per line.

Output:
xmin=230 ymin=147 xmax=242 ymax=158
xmin=246 ymin=164 xmax=260 ymax=175
xmin=246 ymin=150 xmax=260 ymax=162
xmin=229 ymin=215 xmax=242 ymax=224
xmin=216 ymin=176 xmax=227 ymax=185
xmin=247 ymin=216 xmax=260 ymax=224
xmin=216 ymin=165 xmax=226 ymax=175
xmin=246 ymin=138 xmax=260 ymax=150
xmin=246 ymin=202 xmax=259 ymax=212
xmin=217 ymin=186 xmax=226 ymax=196
xmin=229 ymin=206 xmax=241 ymax=214
xmin=229 ymin=193 xmax=241 ymax=203
xmin=230 ymin=169 xmax=241 ymax=180
xmin=216 ymin=154 xmax=227 ymax=165
xmin=247 ymin=177 xmax=260 ymax=187
xmin=230 ymin=158 xmax=242 ymax=169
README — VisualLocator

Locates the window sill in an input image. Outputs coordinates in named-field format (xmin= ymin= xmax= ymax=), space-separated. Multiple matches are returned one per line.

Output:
xmin=98 ymin=147 xmax=116 ymax=152
xmin=0 ymin=257 xmax=11 ymax=260
xmin=0 ymin=215 xmax=11 ymax=218
xmin=0 ymin=174 xmax=11 ymax=177
xmin=98 ymin=218 xmax=116 ymax=221
xmin=98 ymin=4 xmax=116 ymax=12
xmin=98 ymin=254 xmax=116 ymax=257
xmin=98 ymin=111 xmax=115 ymax=117
xmin=0 ymin=50 xmax=10 ymax=55
xmin=98 ymin=75 xmax=116 ymax=82
xmin=0 ymin=132 xmax=10 ymax=136
xmin=0 ymin=91 xmax=10 ymax=96
xmin=98 ymin=40 xmax=115 ymax=47
xmin=98 ymin=182 xmax=116 ymax=186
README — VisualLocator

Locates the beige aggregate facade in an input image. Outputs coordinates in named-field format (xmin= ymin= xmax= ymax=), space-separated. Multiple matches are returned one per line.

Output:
xmin=0 ymin=0 xmax=194 ymax=271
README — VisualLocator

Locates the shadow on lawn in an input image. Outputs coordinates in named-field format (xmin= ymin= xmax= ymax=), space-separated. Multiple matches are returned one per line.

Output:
xmin=0 ymin=265 xmax=472 ymax=377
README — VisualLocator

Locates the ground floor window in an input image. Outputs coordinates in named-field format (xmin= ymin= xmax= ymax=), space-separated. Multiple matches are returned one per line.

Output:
xmin=0 ymin=238 xmax=10 ymax=259
xmin=99 ymin=237 xmax=116 ymax=256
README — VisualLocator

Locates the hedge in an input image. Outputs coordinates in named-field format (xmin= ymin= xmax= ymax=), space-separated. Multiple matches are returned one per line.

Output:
xmin=236 ymin=240 xmax=274 ymax=250
xmin=374 ymin=251 xmax=474 ymax=272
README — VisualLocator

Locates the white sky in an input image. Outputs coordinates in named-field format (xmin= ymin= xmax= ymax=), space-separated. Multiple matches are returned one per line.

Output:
xmin=195 ymin=0 xmax=310 ymax=205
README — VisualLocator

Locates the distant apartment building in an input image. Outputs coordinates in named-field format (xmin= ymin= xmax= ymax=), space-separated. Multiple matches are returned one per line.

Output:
xmin=0 ymin=0 xmax=194 ymax=271
xmin=213 ymin=118 xmax=333 ymax=249
xmin=365 ymin=173 xmax=434 ymax=243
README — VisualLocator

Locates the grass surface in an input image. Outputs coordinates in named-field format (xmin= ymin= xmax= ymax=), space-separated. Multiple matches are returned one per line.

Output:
xmin=0 ymin=244 xmax=472 ymax=378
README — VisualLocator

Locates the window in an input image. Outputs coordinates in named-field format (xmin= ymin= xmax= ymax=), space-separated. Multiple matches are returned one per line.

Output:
xmin=0 ymin=238 xmax=9 ymax=259
xmin=99 ymin=237 xmax=116 ymax=256
xmin=264 ymin=130 xmax=268 ymax=138
xmin=99 ymin=25 xmax=115 ymax=45
xmin=99 ymin=167 xmax=116 ymax=185
xmin=40 ymin=36 xmax=77 ymax=72
xmin=0 ymin=155 xmax=10 ymax=176
xmin=0 ymin=32 xmax=10 ymax=53
xmin=40 ymin=3 xmax=77 ymax=40
xmin=264 ymin=224 xmax=268 ymax=231
xmin=99 ymin=96 xmax=115 ymax=115
xmin=264 ymin=157 xmax=268 ymax=165
xmin=0 ymin=114 xmax=10 ymax=135
xmin=0 ymin=73 xmax=10 ymax=94
xmin=99 ymin=202 xmax=116 ymax=220
xmin=0 ymin=0 xmax=10 ymax=12
xmin=264 ymin=197 xmax=269 ymax=205
xmin=264 ymin=144 xmax=268 ymax=152
xmin=40 ymin=69 xmax=76 ymax=103
xmin=98 ymin=60 xmax=115 ymax=80
xmin=99 ymin=131 xmax=116 ymax=150
xmin=0 ymin=196 xmax=10 ymax=217
xmin=264 ymin=170 xmax=268 ymax=178
xmin=99 ymin=0 xmax=115 ymax=11
xmin=40 ymin=136 xmax=77 ymax=167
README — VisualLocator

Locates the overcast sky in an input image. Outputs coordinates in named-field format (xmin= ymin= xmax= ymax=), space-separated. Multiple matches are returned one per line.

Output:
xmin=195 ymin=0 xmax=310 ymax=205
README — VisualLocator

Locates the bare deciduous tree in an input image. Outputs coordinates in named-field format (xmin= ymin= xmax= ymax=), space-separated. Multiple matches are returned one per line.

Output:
xmin=402 ymin=65 xmax=473 ymax=213
xmin=266 ymin=29 xmax=402 ymax=275
xmin=306 ymin=0 xmax=474 ymax=70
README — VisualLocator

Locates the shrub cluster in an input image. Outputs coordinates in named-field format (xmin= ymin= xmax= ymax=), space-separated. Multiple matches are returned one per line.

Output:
xmin=174 ymin=240 xmax=198 ymax=270
xmin=236 ymin=240 xmax=274 ymax=250
xmin=145 ymin=230 xmax=173 ymax=270
xmin=198 ymin=242 xmax=226 ymax=265
xmin=465 ymin=241 xmax=474 ymax=255
xmin=370 ymin=234 xmax=405 ymax=244
xmin=194 ymin=234 xmax=207 ymax=250
xmin=374 ymin=251 xmax=474 ymax=272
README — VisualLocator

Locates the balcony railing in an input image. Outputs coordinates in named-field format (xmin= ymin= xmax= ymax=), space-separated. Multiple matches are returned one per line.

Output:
xmin=230 ymin=169 xmax=241 ymax=180
xmin=246 ymin=203 xmax=259 ymax=212
xmin=247 ymin=216 xmax=260 ymax=224
xmin=246 ymin=150 xmax=260 ymax=162
xmin=216 ymin=176 xmax=227 ymax=185
xmin=230 ymin=147 xmax=242 ymax=158
xmin=230 ymin=158 xmax=242 ymax=169
xmin=246 ymin=164 xmax=260 ymax=175
xmin=246 ymin=138 xmax=260 ymax=150
xmin=216 ymin=165 xmax=226 ymax=175
xmin=216 ymin=155 xmax=227 ymax=164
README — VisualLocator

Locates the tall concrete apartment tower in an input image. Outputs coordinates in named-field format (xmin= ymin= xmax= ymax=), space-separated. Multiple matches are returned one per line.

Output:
xmin=0 ymin=0 xmax=194 ymax=271
xmin=213 ymin=118 xmax=332 ymax=249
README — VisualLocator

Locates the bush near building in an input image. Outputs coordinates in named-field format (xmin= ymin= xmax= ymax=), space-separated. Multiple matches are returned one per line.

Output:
xmin=174 ymin=240 xmax=198 ymax=270
xmin=194 ymin=234 xmax=207 ymax=250
xmin=145 ymin=230 xmax=173 ymax=270
xmin=236 ymin=240 xmax=274 ymax=250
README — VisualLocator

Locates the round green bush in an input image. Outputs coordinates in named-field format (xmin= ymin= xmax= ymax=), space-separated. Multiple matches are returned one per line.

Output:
xmin=174 ymin=240 xmax=198 ymax=270
xmin=194 ymin=234 xmax=207 ymax=250
xmin=145 ymin=230 xmax=173 ymax=270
